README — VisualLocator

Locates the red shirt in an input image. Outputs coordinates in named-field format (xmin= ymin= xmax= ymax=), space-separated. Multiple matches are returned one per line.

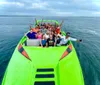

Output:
xmin=56 ymin=27 xmax=60 ymax=34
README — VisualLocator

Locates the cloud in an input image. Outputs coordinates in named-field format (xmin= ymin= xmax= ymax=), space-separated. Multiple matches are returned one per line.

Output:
xmin=92 ymin=11 xmax=100 ymax=16
xmin=31 ymin=2 xmax=49 ymax=9
xmin=0 ymin=0 xmax=100 ymax=16
xmin=55 ymin=11 xmax=73 ymax=16
xmin=0 ymin=1 xmax=24 ymax=7
xmin=94 ymin=12 xmax=100 ymax=14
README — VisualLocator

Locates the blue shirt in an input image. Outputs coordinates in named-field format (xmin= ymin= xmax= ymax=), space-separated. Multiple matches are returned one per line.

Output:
xmin=27 ymin=32 xmax=36 ymax=39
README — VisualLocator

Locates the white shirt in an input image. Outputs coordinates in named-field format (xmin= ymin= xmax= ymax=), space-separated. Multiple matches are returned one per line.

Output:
xmin=44 ymin=34 xmax=49 ymax=39
xmin=60 ymin=37 xmax=77 ymax=45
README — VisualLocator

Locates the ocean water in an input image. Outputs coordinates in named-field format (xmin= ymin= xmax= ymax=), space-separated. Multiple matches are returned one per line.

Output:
xmin=0 ymin=16 xmax=100 ymax=85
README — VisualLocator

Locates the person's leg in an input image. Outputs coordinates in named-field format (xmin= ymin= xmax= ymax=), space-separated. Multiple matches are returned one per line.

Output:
xmin=56 ymin=38 xmax=61 ymax=44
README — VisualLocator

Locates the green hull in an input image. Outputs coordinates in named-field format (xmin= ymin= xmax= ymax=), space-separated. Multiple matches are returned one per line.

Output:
xmin=2 ymin=20 xmax=84 ymax=85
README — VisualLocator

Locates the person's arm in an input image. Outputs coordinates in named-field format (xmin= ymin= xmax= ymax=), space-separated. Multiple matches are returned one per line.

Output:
xmin=29 ymin=25 xmax=32 ymax=29
xmin=57 ymin=34 xmax=62 ymax=38
xmin=60 ymin=20 xmax=64 ymax=27
xmin=41 ymin=19 xmax=43 ymax=23
xmin=69 ymin=37 xmax=82 ymax=42
xmin=35 ymin=18 xmax=37 ymax=23
xmin=55 ymin=22 xmax=57 ymax=28
xmin=69 ymin=37 xmax=77 ymax=41
xmin=35 ymin=18 xmax=41 ymax=28
xmin=77 ymin=39 xmax=82 ymax=42
xmin=35 ymin=18 xmax=38 ymax=26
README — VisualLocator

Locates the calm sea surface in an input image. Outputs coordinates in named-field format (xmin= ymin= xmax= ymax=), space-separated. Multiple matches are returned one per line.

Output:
xmin=0 ymin=16 xmax=100 ymax=85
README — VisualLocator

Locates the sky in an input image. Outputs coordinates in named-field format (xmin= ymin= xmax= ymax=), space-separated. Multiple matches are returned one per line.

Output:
xmin=0 ymin=0 xmax=100 ymax=16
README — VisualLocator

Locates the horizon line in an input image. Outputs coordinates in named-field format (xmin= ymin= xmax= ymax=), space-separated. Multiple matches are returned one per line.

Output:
xmin=0 ymin=15 xmax=100 ymax=17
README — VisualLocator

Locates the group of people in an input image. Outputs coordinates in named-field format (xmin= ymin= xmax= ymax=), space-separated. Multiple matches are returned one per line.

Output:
xmin=25 ymin=20 xmax=82 ymax=47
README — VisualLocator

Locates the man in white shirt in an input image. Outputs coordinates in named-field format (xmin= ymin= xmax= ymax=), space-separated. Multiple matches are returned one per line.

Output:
xmin=59 ymin=32 xmax=82 ymax=45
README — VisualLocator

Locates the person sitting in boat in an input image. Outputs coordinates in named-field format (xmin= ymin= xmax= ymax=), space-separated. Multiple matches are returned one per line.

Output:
xmin=32 ymin=26 xmax=40 ymax=33
xmin=51 ymin=25 xmax=55 ymax=32
xmin=40 ymin=34 xmax=47 ymax=47
xmin=55 ymin=20 xmax=64 ymax=34
xmin=58 ymin=32 xmax=82 ymax=46
xmin=56 ymin=32 xmax=62 ymax=44
xmin=44 ymin=31 xmax=49 ymax=40
xmin=55 ymin=26 xmax=60 ymax=34
xmin=48 ymin=27 xmax=52 ymax=32
xmin=40 ymin=26 xmax=47 ymax=34
xmin=46 ymin=34 xmax=56 ymax=47
xmin=36 ymin=31 xmax=42 ymax=39
xmin=37 ymin=24 xmax=40 ymax=29
xmin=26 ymin=28 xmax=37 ymax=39
xmin=42 ymin=23 xmax=46 ymax=28
xmin=51 ymin=31 xmax=56 ymax=40
xmin=56 ymin=36 xmax=61 ymax=45
xmin=29 ymin=25 xmax=39 ymax=33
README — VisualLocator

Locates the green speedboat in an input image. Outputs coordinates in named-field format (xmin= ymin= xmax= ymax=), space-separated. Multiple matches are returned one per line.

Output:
xmin=2 ymin=20 xmax=84 ymax=85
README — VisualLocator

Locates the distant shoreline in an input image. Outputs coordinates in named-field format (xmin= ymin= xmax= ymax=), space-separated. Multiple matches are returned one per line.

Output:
xmin=0 ymin=15 xmax=100 ymax=17
xmin=0 ymin=15 xmax=37 ymax=17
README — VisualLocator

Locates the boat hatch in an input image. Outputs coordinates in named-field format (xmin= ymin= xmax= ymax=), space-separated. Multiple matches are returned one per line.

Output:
xmin=36 ymin=74 xmax=54 ymax=78
xmin=34 ymin=81 xmax=55 ymax=85
xmin=37 ymin=68 xmax=54 ymax=72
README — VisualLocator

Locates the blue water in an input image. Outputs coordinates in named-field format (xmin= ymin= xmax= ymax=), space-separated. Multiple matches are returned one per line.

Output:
xmin=0 ymin=16 xmax=100 ymax=85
